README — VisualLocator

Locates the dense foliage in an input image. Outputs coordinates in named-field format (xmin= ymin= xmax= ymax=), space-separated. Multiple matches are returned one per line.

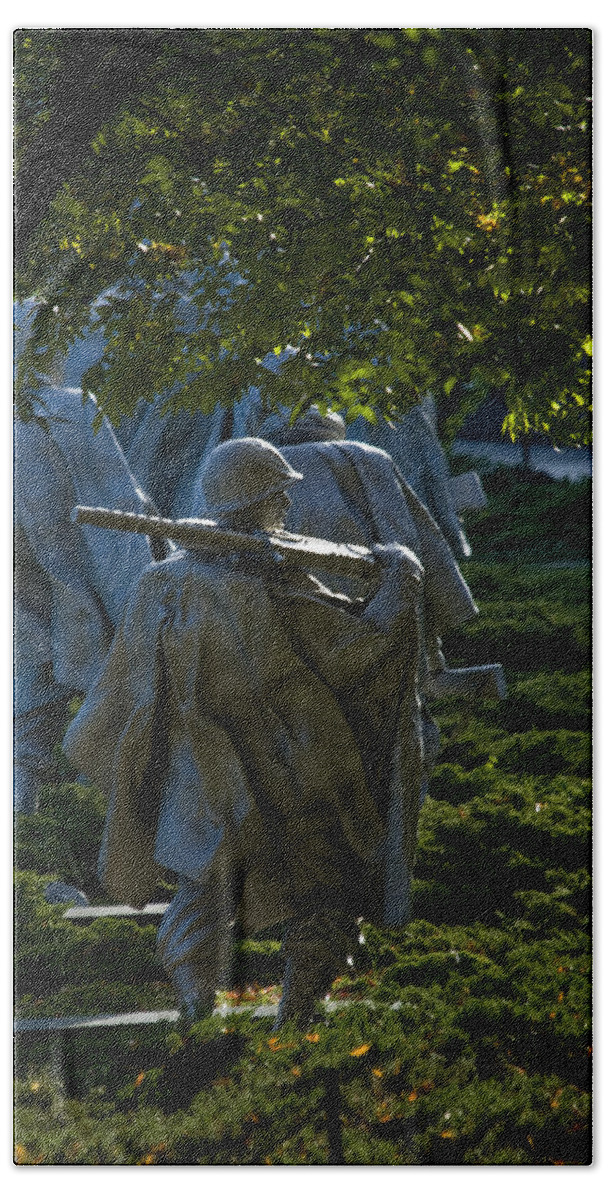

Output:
xmin=461 ymin=463 xmax=591 ymax=565
xmin=14 ymin=28 xmax=591 ymax=442
xmin=14 ymin=466 xmax=591 ymax=1165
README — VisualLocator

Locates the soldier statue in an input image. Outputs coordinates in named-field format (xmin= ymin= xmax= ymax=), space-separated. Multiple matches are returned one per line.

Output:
xmin=63 ymin=437 xmax=439 ymax=1027
xmin=13 ymin=299 xmax=160 ymax=813
xmin=14 ymin=389 xmax=154 ymax=813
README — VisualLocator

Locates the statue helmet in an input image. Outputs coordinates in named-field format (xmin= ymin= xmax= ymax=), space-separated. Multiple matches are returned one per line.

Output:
xmin=257 ymin=406 xmax=347 ymax=447
xmin=200 ymin=437 xmax=303 ymax=518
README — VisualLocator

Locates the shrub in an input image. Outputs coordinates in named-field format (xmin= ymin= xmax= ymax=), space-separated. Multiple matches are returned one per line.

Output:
xmin=15 ymin=782 xmax=106 ymax=896
xmin=457 ymin=467 xmax=591 ymax=566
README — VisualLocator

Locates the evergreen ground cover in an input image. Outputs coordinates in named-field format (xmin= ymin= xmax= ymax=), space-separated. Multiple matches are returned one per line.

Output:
xmin=14 ymin=465 xmax=592 ymax=1165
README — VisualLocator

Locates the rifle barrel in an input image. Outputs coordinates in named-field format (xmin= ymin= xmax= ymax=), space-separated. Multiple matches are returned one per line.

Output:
xmin=73 ymin=505 xmax=379 ymax=581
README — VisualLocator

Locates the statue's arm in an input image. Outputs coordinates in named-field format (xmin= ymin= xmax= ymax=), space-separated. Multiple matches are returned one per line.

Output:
xmin=361 ymin=542 xmax=424 ymax=634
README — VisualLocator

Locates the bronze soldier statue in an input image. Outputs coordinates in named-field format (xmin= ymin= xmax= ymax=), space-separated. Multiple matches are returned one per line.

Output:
xmin=63 ymin=437 xmax=464 ymax=1026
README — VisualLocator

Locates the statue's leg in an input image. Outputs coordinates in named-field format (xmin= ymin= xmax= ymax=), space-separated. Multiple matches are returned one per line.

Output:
xmin=157 ymin=864 xmax=235 ymax=1022
xmin=275 ymin=910 xmax=358 ymax=1028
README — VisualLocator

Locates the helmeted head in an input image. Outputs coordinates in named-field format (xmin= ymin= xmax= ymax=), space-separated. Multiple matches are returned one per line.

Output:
xmin=245 ymin=397 xmax=346 ymax=446
xmin=258 ymin=406 xmax=346 ymax=446
xmin=199 ymin=437 xmax=303 ymax=523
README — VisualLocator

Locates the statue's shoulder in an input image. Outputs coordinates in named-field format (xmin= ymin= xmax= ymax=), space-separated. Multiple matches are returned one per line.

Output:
xmin=148 ymin=546 xmax=232 ymax=575
xmin=139 ymin=548 xmax=252 ymax=595
xmin=140 ymin=548 xmax=187 ymax=578
xmin=131 ymin=550 xmax=239 ymax=626
xmin=136 ymin=549 xmax=206 ymax=596
xmin=339 ymin=438 xmax=398 ymax=475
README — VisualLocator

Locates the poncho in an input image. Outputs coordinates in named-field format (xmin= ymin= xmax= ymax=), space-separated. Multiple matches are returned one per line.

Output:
xmin=63 ymin=547 xmax=424 ymax=931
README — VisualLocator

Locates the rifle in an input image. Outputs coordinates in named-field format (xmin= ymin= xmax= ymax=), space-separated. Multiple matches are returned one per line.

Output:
xmin=72 ymin=504 xmax=381 ymax=581
xmin=73 ymin=505 xmax=506 ymax=701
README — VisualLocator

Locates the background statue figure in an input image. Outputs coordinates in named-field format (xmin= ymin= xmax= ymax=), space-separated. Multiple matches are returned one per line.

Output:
xmin=14 ymin=300 xmax=154 ymax=812
xmin=348 ymin=397 xmax=472 ymax=560
xmin=241 ymin=401 xmax=476 ymax=636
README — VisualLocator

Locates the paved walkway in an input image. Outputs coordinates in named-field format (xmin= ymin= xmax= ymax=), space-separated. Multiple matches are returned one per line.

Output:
xmin=15 ymin=997 xmax=410 ymax=1033
xmin=452 ymin=439 xmax=591 ymax=482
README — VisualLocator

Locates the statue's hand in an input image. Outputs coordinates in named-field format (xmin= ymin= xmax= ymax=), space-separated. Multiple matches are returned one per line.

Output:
xmin=372 ymin=542 xmax=424 ymax=588
xmin=363 ymin=542 xmax=424 ymax=631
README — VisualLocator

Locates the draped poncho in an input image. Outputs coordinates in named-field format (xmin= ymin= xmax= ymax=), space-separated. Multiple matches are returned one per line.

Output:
xmin=64 ymin=548 xmax=425 ymax=931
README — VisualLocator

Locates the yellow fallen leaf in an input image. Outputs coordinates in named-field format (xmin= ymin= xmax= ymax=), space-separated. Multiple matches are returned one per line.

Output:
xmin=350 ymin=1043 xmax=371 ymax=1057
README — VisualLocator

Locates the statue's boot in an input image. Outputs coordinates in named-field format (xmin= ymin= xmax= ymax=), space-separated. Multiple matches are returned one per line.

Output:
xmin=274 ymin=911 xmax=357 ymax=1029
xmin=157 ymin=874 xmax=235 ymax=1025
xmin=171 ymin=962 xmax=216 ymax=1024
